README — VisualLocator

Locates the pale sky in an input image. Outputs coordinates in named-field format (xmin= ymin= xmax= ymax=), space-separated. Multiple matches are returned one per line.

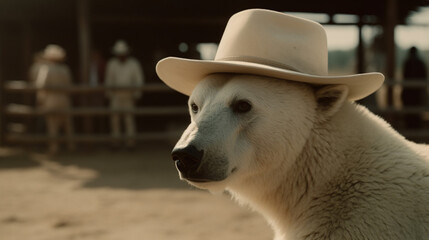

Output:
xmin=288 ymin=8 xmax=429 ymax=51
xmin=198 ymin=8 xmax=429 ymax=60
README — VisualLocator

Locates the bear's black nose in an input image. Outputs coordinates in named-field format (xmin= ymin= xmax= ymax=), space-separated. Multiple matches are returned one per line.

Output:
xmin=171 ymin=145 xmax=204 ymax=174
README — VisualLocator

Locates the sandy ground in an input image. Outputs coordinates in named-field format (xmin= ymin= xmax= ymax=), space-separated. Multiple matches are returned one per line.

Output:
xmin=0 ymin=143 xmax=272 ymax=240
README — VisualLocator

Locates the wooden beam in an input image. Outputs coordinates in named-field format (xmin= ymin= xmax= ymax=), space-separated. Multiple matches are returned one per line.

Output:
xmin=21 ymin=20 xmax=32 ymax=78
xmin=5 ymin=105 xmax=189 ymax=116
xmin=4 ymin=132 xmax=182 ymax=143
xmin=77 ymin=0 xmax=91 ymax=84
xmin=356 ymin=20 xmax=365 ymax=73
xmin=3 ymin=81 xmax=174 ymax=93
xmin=91 ymin=15 xmax=228 ymax=26
xmin=0 ymin=22 xmax=2 ymax=145
xmin=0 ymin=76 xmax=3 ymax=145
xmin=385 ymin=0 xmax=397 ymax=80
xmin=384 ymin=0 xmax=398 ymax=109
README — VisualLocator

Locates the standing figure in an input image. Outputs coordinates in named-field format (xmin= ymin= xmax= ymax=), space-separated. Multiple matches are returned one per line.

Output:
xmin=35 ymin=44 xmax=74 ymax=154
xmin=105 ymin=40 xmax=144 ymax=147
xmin=401 ymin=46 xmax=428 ymax=129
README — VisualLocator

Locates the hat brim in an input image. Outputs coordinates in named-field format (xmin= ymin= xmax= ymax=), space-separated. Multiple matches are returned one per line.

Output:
xmin=156 ymin=57 xmax=385 ymax=101
xmin=43 ymin=55 xmax=65 ymax=61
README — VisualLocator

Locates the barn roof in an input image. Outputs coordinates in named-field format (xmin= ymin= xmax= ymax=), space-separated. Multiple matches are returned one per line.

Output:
xmin=0 ymin=0 xmax=427 ymax=24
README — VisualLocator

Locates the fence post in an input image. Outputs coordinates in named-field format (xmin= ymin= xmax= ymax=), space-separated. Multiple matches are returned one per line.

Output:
xmin=77 ymin=0 xmax=93 ymax=133
xmin=77 ymin=0 xmax=91 ymax=85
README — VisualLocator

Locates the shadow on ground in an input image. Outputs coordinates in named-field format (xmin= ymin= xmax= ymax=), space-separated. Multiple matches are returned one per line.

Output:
xmin=0 ymin=141 xmax=190 ymax=190
xmin=58 ymin=141 xmax=189 ymax=190
xmin=0 ymin=148 xmax=41 ymax=169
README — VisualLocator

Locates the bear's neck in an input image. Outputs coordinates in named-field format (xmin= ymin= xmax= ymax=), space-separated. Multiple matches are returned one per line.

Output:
xmin=227 ymin=102 xmax=406 ymax=239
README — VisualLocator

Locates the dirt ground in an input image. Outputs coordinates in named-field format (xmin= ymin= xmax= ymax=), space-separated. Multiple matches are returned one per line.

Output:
xmin=0 ymin=142 xmax=272 ymax=240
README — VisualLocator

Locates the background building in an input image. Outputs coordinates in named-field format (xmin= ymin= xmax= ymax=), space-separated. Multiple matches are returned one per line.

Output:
xmin=1 ymin=0 xmax=428 ymax=146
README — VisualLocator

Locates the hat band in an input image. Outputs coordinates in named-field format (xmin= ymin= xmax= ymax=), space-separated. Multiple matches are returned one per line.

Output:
xmin=216 ymin=56 xmax=300 ymax=73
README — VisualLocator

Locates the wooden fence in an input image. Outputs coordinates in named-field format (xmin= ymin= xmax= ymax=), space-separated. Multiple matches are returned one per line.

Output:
xmin=1 ymin=81 xmax=188 ymax=145
xmin=1 ymin=80 xmax=429 ymax=147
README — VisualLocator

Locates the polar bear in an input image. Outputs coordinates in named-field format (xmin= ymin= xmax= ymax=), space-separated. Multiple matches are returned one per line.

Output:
xmin=156 ymin=9 xmax=429 ymax=240
xmin=171 ymin=73 xmax=429 ymax=239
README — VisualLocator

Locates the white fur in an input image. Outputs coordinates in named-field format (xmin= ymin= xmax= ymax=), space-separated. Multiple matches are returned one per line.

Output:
xmin=174 ymin=74 xmax=429 ymax=240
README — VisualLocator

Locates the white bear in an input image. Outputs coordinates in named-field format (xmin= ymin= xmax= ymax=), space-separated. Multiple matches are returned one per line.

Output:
xmin=171 ymin=73 xmax=429 ymax=240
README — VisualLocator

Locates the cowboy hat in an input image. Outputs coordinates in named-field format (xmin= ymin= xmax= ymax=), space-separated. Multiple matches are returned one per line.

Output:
xmin=43 ymin=44 xmax=66 ymax=61
xmin=156 ymin=9 xmax=384 ymax=100
xmin=112 ymin=40 xmax=130 ymax=56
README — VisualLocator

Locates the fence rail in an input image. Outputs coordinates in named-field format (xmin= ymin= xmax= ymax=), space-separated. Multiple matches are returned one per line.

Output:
xmin=5 ymin=104 xmax=188 ymax=116
xmin=3 ymin=81 xmax=173 ymax=93
xmin=4 ymin=132 xmax=182 ymax=143
xmin=2 ymin=80 xmax=429 ymax=146
xmin=0 ymin=81 xmax=190 ymax=146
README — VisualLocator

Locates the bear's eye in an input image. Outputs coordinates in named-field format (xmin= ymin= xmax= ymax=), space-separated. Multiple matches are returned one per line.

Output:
xmin=190 ymin=103 xmax=199 ymax=113
xmin=232 ymin=100 xmax=252 ymax=113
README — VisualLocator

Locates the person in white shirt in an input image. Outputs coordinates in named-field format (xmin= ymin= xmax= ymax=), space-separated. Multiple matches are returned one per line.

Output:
xmin=34 ymin=44 xmax=75 ymax=154
xmin=105 ymin=40 xmax=144 ymax=147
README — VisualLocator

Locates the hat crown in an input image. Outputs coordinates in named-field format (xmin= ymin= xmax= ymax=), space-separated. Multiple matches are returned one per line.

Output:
xmin=215 ymin=9 xmax=328 ymax=76
xmin=113 ymin=40 xmax=130 ymax=55
xmin=155 ymin=9 xmax=384 ymax=100
xmin=44 ymin=44 xmax=66 ymax=60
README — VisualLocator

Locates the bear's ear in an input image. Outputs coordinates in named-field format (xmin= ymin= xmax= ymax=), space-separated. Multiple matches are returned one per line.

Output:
xmin=315 ymin=85 xmax=349 ymax=121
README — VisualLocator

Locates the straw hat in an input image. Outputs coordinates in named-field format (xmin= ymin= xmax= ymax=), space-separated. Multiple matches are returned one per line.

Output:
xmin=43 ymin=44 xmax=66 ymax=61
xmin=112 ymin=40 xmax=130 ymax=55
xmin=156 ymin=9 xmax=384 ymax=100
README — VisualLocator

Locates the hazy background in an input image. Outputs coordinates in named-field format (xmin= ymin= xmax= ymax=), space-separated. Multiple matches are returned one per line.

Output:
xmin=0 ymin=2 xmax=428 ymax=240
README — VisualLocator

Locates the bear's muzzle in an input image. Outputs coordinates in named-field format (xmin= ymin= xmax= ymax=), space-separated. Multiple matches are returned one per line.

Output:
xmin=171 ymin=145 xmax=228 ymax=182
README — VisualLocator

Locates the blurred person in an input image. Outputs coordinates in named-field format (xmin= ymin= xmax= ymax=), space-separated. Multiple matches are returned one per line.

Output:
xmin=35 ymin=44 xmax=75 ymax=154
xmin=105 ymin=40 xmax=144 ymax=147
xmin=401 ymin=46 xmax=428 ymax=129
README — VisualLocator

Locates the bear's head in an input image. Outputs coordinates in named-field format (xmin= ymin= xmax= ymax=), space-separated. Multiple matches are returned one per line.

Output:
xmin=171 ymin=73 xmax=348 ymax=192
